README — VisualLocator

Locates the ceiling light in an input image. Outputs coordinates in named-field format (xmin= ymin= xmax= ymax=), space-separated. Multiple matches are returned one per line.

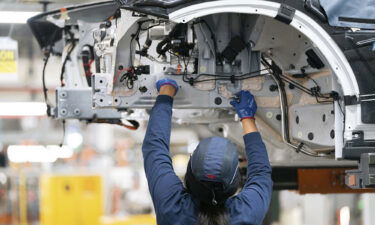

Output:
xmin=339 ymin=206 xmax=350 ymax=225
xmin=0 ymin=11 xmax=40 ymax=24
xmin=7 ymin=145 xmax=74 ymax=163
xmin=66 ymin=132 xmax=83 ymax=149
xmin=0 ymin=102 xmax=46 ymax=117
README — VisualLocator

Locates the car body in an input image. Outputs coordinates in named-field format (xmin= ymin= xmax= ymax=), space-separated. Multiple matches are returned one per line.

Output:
xmin=28 ymin=0 xmax=375 ymax=188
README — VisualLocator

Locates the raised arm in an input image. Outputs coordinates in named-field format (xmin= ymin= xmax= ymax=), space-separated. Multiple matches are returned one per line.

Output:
xmin=141 ymin=79 xmax=185 ymax=213
xmin=230 ymin=91 xmax=273 ymax=225
xmin=241 ymin=118 xmax=272 ymax=198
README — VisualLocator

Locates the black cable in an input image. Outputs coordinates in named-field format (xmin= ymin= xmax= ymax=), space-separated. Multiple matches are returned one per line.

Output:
xmin=260 ymin=58 xmax=318 ymax=97
xmin=140 ymin=21 xmax=162 ymax=31
xmin=60 ymin=30 xmax=76 ymax=86
xmin=278 ymin=73 xmax=334 ymax=102
xmin=188 ymin=73 xmax=269 ymax=84
xmin=119 ymin=70 xmax=137 ymax=89
xmin=42 ymin=53 xmax=50 ymax=104
xmin=279 ymin=75 xmax=312 ymax=94
xmin=197 ymin=68 xmax=268 ymax=78
xmin=309 ymin=75 xmax=319 ymax=87
xmin=129 ymin=24 xmax=141 ymax=67
xmin=262 ymin=56 xmax=336 ymax=157
xmin=42 ymin=53 xmax=52 ymax=116
xmin=129 ymin=19 xmax=154 ymax=66
xmin=59 ymin=120 xmax=66 ymax=147
xmin=136 ymin=37 xmax=141 ymax=62
xmin=181 ymin=68 xmax=269 ymax=85
xmin=261 ymin=56 xmax=335 ymax=105
xmin=41 ymin=29 xmax=61 ymax=116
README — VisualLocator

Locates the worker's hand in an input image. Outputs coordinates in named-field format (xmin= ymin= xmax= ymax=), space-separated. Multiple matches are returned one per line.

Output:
xmin=156 ymin=78 xmax=179 ymax=97
xmin=230 ymin=90 xmax=257 ymax=120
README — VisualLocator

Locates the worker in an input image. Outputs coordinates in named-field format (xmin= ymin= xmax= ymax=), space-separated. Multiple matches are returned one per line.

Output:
xmin=142 ymin=78 xmax=273 ymax=225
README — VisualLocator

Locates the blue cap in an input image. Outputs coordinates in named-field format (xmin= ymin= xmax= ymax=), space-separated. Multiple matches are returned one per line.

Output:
xmin=185 ymin=137 xmax=240 ymax=205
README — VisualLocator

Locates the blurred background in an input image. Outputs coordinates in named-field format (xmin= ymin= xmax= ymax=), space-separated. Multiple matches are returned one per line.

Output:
xmin=0 ymin=0 xmax=374 ymax=225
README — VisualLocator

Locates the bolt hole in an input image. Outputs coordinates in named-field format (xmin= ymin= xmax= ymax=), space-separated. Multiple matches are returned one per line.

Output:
xmin=298 ymin=34 xmax=302 ymax=38
xmin=218 ymin=128 xmax=224 ymax=133
xmin=114 ymin=99 xmax=118 ymax=103
xmin=330 ymin=130 xmax=335 ymax=139
xmin=322 ymin=114 xmax=326 ymax=122
xmin=214 ymin=97 xmax=222 ymax=105
xmin=308 ymin=132 xmax=314 ymax=140
xmin=100 ymin=99 xmax=103 ymax=103
xmin=100 ymin=80 xmax=103 ymax=84
xmin=296 ymin=116 xmax=299 ymax=124
xmin=272 ymin=37 xmax=275 ymax=40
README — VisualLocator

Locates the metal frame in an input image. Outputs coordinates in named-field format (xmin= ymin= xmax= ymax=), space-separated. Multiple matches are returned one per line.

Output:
xmin=168 ymin=0 xmax=364 ymax=158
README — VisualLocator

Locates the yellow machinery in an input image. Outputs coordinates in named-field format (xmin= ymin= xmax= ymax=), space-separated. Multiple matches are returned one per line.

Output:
xmin=40 ymin=175 xmax=103 ymax=225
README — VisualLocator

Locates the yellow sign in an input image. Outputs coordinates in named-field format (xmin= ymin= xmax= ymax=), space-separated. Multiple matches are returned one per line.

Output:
xmin=0 ymin=37 xmax=18 ymax=81
xmin=0 ymin=49 xmax=17 ymax=73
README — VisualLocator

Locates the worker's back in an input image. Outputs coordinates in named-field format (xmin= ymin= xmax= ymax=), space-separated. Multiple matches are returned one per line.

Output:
xmin=141 ymin=87 xmax=272 ymax=225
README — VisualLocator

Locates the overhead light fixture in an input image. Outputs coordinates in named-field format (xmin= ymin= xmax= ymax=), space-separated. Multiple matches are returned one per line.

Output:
xmin=66 ymin=131 xmax=83 ymax=149
xmin=0 ymin=11 xmax=40 ymax=24
xmin=7 ymin=145 xmax=73 ymax=163
xmin=339 ymin=206 xmax=351 ymax=225
xmin=0 ymin=102 xmax=46 ymax=117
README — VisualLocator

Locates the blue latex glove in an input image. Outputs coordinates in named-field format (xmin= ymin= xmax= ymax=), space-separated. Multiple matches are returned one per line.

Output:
xmin=156 ymin=78 xmax=179 ymax=95
xmin=230 ymin=90 xmax=257 ymax=120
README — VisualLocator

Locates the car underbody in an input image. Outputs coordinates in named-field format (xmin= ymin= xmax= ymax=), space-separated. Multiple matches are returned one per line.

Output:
xmin=28 ymin=0 xmax=375 ymax=189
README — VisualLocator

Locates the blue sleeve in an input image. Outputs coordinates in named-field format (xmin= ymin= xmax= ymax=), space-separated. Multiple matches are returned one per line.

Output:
xmin=141 ymin=95 xmax=192 ymax=223
xmin=229 ymin=132 xmax=273 ymax=225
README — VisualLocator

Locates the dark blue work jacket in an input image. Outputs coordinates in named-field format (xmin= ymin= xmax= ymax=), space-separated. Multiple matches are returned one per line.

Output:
xmin=142 ymin=95 xmax=273 ymax=225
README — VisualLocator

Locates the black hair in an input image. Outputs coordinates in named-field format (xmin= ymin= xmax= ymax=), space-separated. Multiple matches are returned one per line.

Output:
xmin=184 ymin=163 xmax=240 ymax=225
xmin=198 ymin=202 xmax=229 ymax=225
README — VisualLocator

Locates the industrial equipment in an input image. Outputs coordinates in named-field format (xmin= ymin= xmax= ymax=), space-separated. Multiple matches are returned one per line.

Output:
xmin=28 ymin=0 xmax=375 ymax=189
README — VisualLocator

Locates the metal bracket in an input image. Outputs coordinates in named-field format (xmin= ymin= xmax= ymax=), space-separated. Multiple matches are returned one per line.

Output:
xmin=55 ymin=88 xmax=122 ymax=121
xmin=344 ymin=95 xmax=358 ymax=105
xmin=275 ymin=4 xmax=296 ymax=25
xmin=342 ymin=131 xmax=375 ymax=160
xmin=304 ymin=0 xmax=327 ymax=22
xmin=344 ymin=94 xmax=375 ymax=105
xmin=346 ymin=153 xmax=375 ymax=189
